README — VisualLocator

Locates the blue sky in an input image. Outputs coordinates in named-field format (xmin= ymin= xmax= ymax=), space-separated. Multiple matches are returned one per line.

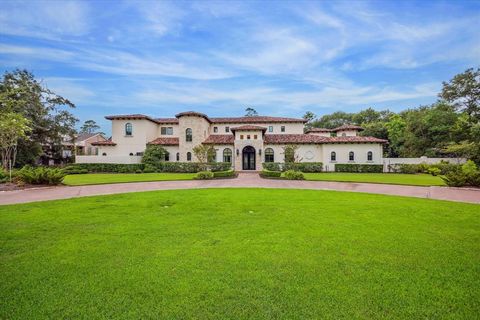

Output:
xmin=1 ymin=0 xmax=479 ymax=133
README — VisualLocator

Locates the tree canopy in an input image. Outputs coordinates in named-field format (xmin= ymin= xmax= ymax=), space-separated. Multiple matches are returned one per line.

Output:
xmin=0 ymin=69 xmax=78 ymax=166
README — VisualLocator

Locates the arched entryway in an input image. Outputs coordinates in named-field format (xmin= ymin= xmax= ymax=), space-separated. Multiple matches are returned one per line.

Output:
xmin=242 ymin=146 xmax=256 ymax=170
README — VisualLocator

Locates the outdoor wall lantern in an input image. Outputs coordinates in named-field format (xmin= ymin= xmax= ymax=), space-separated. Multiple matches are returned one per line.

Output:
xmin=259 ymin=149 xmax=262 ymax=156
xmin=236 ymin=149 xmax=239 ymax=156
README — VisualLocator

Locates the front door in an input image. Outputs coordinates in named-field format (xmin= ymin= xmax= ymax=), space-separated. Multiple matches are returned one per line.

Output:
xmin=242 ymin=146 xmax=256 ymax=170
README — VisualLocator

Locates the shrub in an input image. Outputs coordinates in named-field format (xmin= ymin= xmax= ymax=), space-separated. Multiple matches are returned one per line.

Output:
xmin=427 ymin=167 xmax=441 ymax=176
xmin=63 ymin=166 xmax=88 ymax=174
xmin=430 ymin=161 xmax=462 ymax=175
xmin=284 ymin=170 xmax=305 ymax=180
xmin=213 ymin=169 xmax=236 ymax=178
xmin=284 ymin=162 xmax=323 ymax=173
xmin=259 ymin=170 xmax=282 ymax=178
xmin=143 ymin=164 xmax=157 ymax=173
xmin=135 ymin=169 xmax=143 ymax=174
xmin=335 ymin=164 xmax=383 ymax=173
xmin=66 ymin=163 xmax=144 ymax=173
xmin=17 ymin=166 xmax=66 ymax=185
xmin=209 ymin=162 xmax=232 ymax=172
xmin=262 ymin=162 xmax=282 ymax=171
xmin=262 ymin=162 xmax=323 ymax=172
xmin=194 ymin=171 xmax=214 ymax=180
xmin=142 ymin=145 xmax=168 ymax=166
xmin=0 ymin=169 xmax=8 ymax=183
xmin=441 ymin=161 xmax=480 ymax=187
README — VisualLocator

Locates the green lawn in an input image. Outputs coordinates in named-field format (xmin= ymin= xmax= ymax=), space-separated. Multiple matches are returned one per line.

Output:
xmin=1 ymin=189 xmax=478 ymax=319
xmin=63 ymin=172 xmax=197 ymax=185
xmin=302 ymin=172 xmax=445 ymax=186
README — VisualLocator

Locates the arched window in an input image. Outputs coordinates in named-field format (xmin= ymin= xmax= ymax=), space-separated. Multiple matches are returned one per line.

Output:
xmin=349 ymin=151 xmax=354 ymax=161
xmin=164 ymin=152 xmax=170 ymax=162
xmin=129 ymin=152 xmax=133 ymax=156
xmin=186 ymin=128 xmax=192 ymax=142
xmin=330 ymin=151 xmax=336 ymax=161
xmin=187 ymin=152 xmax=192 ymax=161
xmin=223 ymin=148 xmax=232 ymax=163
xmin=176 ymin=152 xmax=180 ymax=161
xmin=102 ymin=152 xmax=107 ymax=156
xmin=367 ymin=151 xmax=373 ymax=161
xmin=265 ymin=148 xmax=274 ymax=162
xmin=125 ymin=123 xmax=133 ymax=136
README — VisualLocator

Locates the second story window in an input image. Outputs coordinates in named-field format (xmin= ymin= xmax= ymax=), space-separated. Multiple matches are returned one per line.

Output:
xmin=254 ymin=135 xmax=258 ymax=139
xmin=125 ymin=123 xmax=132 ymax=136
xmin=281 ymin=126 xmax=285 ymax=132
xmin=213 ymin=127 xmax=218 ymax=133
xmin=247 ymin=135 xmax=251 ymax=139
xmin=161 ymin=127 xmax=173 ymax=135
xmin=225 ymin=126 xmax=230 ymax=132
xmin=268 ymin=126 xmax=273 ymax=132
xmin=240 ymin=134 xmax=244 ymax=139
xmin=186 ymin=128 xmax=192 ymax=142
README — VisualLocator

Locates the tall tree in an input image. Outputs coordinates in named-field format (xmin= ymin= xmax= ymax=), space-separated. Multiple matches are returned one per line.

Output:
xmin=80 ymin=120 xmax=101 ymax=134
xmin=440 ymin=67 xmax=480 ymax=120
xmin=0 ymin=70 xmax=78 ymax=166
xmin=302 ymin=111 xmax=316 ymax=130
xmin=244 ymin=107 xmax=258 ymax=117
xmin=310 ymin=111 xmax=353 ymax=129
xmin=0 ymin=112 xmax=31 ymax=176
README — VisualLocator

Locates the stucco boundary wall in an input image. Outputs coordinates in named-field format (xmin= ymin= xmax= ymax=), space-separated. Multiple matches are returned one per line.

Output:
xmin=383 ymin=157 xmax=466 ymax=172
xmin=75 ymin=155 xmax=142 ymax=164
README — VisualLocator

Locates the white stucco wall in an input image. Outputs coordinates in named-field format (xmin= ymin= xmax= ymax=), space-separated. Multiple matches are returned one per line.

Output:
xmin=262 ymin=144 xmax=323 ymax=164
xmin=335 ymin=130 xmax=358 ymax=137
xmin=321 ymin=143 xmax=383 ymax=172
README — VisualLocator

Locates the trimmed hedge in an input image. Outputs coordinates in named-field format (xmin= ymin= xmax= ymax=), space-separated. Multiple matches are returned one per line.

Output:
xmin=335 ymin=164 xmax=383 ymax=173
xmin=213 ymin=169 xmax=236 ymax=178
xmin=262 ymin=162 xmax=323 ymax=172
xmin=284 ymin=170 xmax=305 ymax=180
xmin=209 ymin=162 xmax=232 ymax=172
xmin=259 ymin=170 xmax=282 ymax=178
xmin=262 ymin=162 xmax=282 ymax=171
xmin=194 ymin=171 xmax=214 ymax=180
xmin=65 ymin=162 xmax=232 ymax=174
xmin=65 ymin=163 xmax=144 ymax=173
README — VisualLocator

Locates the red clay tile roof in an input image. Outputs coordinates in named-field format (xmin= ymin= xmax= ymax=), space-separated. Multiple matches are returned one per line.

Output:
xmin=332 ymin=124 xmax=364 ymax=132
xmin=148 ymin=137 xmax=179 ymax=146
xmin=211 ymin=116 xmax=306 ymax=124
xmin=175 ymin=111 xmax=211 ymax=122
xmin=155 ymin=118 xmax=179 ymax=124
xmin=264 ymin=134 xmax=327 ymax=144
xmin=91 ymin=141 xmax=117 ymax=146
xmin=202 ymin=134 xmax=234 ymax=144
xmin=106 ymin=113 xmax=307 ymax=124
xmin=264 ymin=134 xmax=387 ymax=144
xmin=323 ymin=136 xmax=387 ymax=144
xmin=230 ymin=125 xmax=267 ymax=132
xmin=305 ymin=128 xmax=332 ymax=133
xmin=105 ymin=114 xmax=160 ymax=124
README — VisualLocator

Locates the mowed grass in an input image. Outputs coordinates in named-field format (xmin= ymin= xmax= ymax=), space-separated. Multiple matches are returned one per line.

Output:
xmin=63 ymin=172 xmax=197 ymax=185
xmin=303 ymin=172 xmax=445 ymax=186
xmin=1 ymin=189 xmax=478 ymax=319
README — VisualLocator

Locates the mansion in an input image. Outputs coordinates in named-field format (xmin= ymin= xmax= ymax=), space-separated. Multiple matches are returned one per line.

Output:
xmin=79 ymin=111 xmax=388 ymax=171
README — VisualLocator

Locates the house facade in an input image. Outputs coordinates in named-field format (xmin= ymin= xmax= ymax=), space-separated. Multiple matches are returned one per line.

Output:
xmin=80 ymin=111 xmax=387 ymax=171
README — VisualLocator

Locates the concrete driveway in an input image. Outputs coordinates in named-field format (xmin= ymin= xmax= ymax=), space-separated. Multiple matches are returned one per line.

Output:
xmin=1 ymin=173 xmax=479 ymax=205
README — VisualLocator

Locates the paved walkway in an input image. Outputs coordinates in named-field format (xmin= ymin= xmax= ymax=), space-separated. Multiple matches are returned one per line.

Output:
xmin=1 ymin=173 xmax=479 ymax=205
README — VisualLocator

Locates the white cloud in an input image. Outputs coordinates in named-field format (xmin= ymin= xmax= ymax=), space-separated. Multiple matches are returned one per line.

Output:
xmin=0 ymin=0 xmax=90 ymax=39
xmin=42 ymin=77 xmax=96 ymax=104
